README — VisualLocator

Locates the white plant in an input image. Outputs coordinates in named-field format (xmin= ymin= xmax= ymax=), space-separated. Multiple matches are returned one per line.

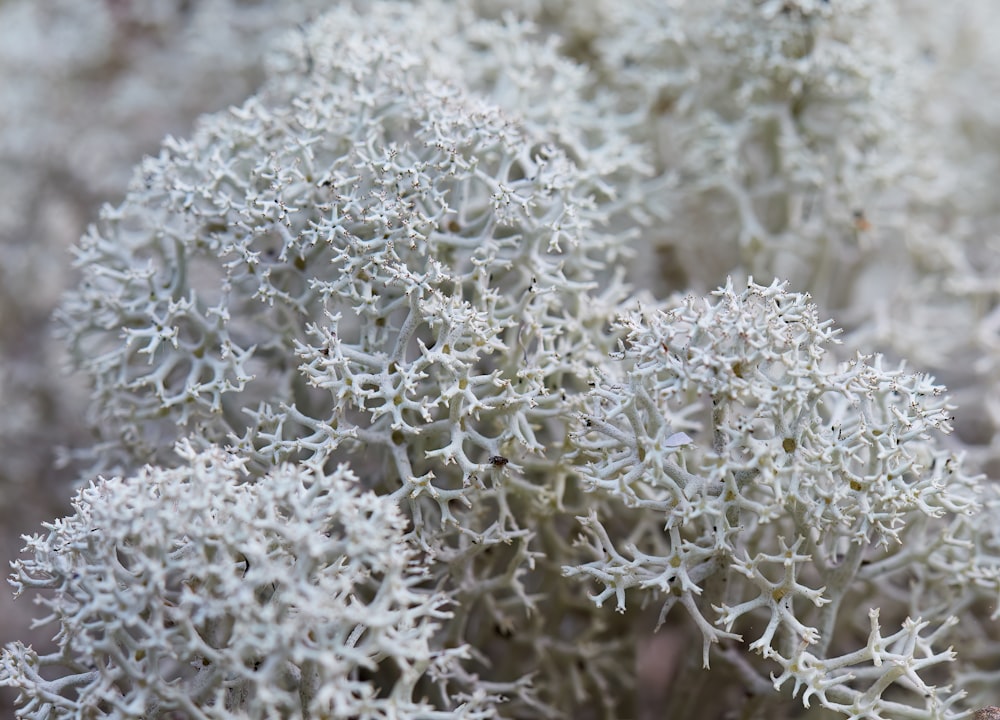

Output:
xmin=569 ymin=279 xmax=1000 ymax=718
xmin=0 ymin=0 xmax=332 ymax=514
xmin=3 ymin=1 xmax=1000 ymax=719
xmin=55 ymin=3 xmax=640 ymax=715
xmin=0 ymin=443 xmax=494 ymax=719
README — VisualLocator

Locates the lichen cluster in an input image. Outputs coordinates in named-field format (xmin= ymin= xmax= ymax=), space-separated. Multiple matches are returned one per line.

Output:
xmin=3 ymin=1 xmax=1000 ymax=718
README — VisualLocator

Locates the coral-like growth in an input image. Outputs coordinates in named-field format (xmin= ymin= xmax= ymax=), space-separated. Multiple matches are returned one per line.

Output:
xmin=57 ymin=5 xmax=639 ymax=716
xmin=59 ymin=1 xmax=627 ymax=498
xmin=569 ymin=279 xmax=999 ymax=718
xmin=0 ymin=0 xmax=334 ymax=331
xmin=0 ymin=443 xmax=494 ymax=719
xmin=0 ymin=0 xmax=333 ymax=521
xmin=5 ymin=2 xmax=1000 ymax=719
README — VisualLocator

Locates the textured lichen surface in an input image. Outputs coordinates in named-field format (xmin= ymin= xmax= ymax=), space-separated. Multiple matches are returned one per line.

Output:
xmin=3 ymin=1 xmax=1000 ymax=718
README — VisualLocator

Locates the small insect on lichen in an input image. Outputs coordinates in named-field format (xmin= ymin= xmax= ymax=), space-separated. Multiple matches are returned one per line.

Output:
xmin=488 ymin=455 xmax=509 ymax=467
